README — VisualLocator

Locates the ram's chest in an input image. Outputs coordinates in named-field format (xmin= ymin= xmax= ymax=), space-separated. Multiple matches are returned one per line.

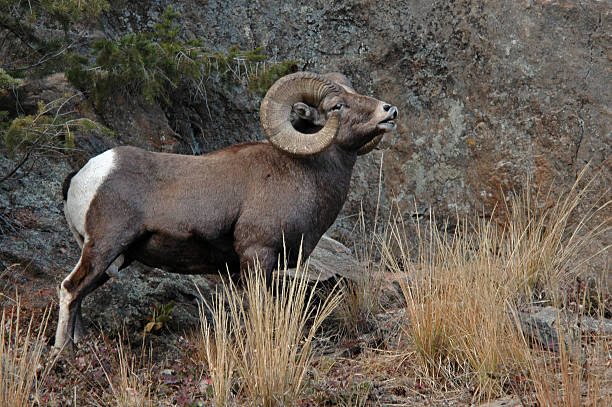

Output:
xmin=289 ymin=165 xmax=352 ymax=240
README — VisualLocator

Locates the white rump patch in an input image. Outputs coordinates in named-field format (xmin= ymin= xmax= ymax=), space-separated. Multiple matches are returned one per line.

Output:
xmin=65 ymin=149 xmax=116 ymax=239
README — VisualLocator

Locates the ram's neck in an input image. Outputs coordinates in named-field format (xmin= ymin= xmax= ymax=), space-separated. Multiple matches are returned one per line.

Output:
xmin=316 ymin=144 xmax=357 ymax=173
xmin=299 ymin=145 xmax=356 ymax=189
xmin=306 ymin=145 xmax=357 ymax=215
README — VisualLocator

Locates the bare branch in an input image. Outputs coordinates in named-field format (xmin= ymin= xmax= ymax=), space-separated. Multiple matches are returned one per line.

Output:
xmin=0 ymin=149 xmax=32 ymax=185
xmin=5 ymin=39 xmax=78 ymax=72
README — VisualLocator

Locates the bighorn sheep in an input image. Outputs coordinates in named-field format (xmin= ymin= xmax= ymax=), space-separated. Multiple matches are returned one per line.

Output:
xmin=55 ymin=72 xmax=398 ymax=349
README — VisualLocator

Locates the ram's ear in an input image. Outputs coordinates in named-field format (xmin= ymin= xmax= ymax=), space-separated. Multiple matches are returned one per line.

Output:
xmin=292 ymin=102 xmax=320 ymax=122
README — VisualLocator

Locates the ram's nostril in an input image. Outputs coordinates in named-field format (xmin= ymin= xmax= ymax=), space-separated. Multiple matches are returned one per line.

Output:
xmin=391 ymin=108 xmax=397 ymax=119
xmin=383 ymin=104 xmax=392 ymax=112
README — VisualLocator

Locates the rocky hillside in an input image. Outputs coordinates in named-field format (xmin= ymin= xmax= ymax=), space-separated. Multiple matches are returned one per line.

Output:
xmin=0 ymin=1 xmax=610 ymax=405
xmin=1 ymin=0 xmax=610 ymax=341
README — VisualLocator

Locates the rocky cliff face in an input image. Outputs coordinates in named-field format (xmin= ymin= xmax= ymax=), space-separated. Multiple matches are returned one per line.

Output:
xmin=1 ymin=0 xmax=610 ymax=334
xmin=104 ymin=0 xmax=610 ymax=234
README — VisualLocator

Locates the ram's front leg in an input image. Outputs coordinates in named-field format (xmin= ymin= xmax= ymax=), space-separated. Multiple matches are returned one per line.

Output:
xmin=238 ymin=246 xmax=278 ymax=288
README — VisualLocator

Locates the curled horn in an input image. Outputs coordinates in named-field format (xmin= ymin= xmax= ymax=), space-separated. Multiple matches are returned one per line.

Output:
xmin=260 ymin=72 xmax=340 ymax=156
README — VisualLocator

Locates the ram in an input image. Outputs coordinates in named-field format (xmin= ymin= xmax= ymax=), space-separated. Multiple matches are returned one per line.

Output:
xmin=55 ymin=72 xmax=398 ymax=349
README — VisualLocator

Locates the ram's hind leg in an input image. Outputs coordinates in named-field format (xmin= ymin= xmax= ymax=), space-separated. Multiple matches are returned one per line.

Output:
xmin=72 ymin=254 xmax=124 ymax=342
xmin=55 ymin=255 xmax=85 ymax=350
xmin=55 ymin=242 xmax=120 ymax=351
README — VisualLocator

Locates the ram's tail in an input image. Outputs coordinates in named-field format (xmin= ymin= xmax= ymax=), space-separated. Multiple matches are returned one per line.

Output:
xmin=62 ymin=170 xmax=78 ymax=201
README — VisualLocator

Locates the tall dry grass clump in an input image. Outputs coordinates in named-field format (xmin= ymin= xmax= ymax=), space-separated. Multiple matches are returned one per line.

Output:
xmin=382 ymin=213 xmax=526 ymax=397
xmin=381 ymin=169 xmax=610 ymax=401
xmin=0 ymin=299 xmax=49 ymax=407
xmin=198 ymin=250 xmax=343 ymax=406
xmin=503 ymin=170 xmax=610 ymax=303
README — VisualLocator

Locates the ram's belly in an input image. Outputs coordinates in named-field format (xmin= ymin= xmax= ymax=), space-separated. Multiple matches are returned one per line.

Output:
xmin=127 ymin=232 xmax=240 ymax=275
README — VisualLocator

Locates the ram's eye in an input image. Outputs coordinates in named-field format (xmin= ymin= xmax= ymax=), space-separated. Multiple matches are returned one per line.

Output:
xmin=332 ymin=103 xmax=344 ymax=111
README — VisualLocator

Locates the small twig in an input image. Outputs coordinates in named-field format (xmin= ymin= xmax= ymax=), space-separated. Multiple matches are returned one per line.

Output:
xmin=52 ymin=93 xmax=82 ymax=121
xmin=202 ymin=81 xmax=212 ymax=121
xmin=4 ymin=39 xmax=77 ymax=72
xmin=0 ymin=149 xmax=32 ymax=184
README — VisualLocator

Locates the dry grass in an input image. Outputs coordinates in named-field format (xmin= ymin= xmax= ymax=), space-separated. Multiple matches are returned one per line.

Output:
xmin=518 ymin=314 xmax=612 ymax=407
xmin=99 ymin=339 xmax=153 ymax=407
xmin=382 ymin=213 xmax=525 ymax=398
xmin=109 ymin=340 xmax=153 ymax=407
xmin=197 ymin=251 xmax=343 ymax=406
xmin=336 ymin=208 xmax=386 ymax=337
xmin=379 ymin=169 xmax=611 ymax=401
xmin=335 ymin=160 xmax=388 ymax=338
xmin=198 ymin=287 xmax=236 ymax=407
xmin=502 ymin=170 xmax=610 ymax=304
xmin=0 ymin=298 xmax=50 ymax=407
